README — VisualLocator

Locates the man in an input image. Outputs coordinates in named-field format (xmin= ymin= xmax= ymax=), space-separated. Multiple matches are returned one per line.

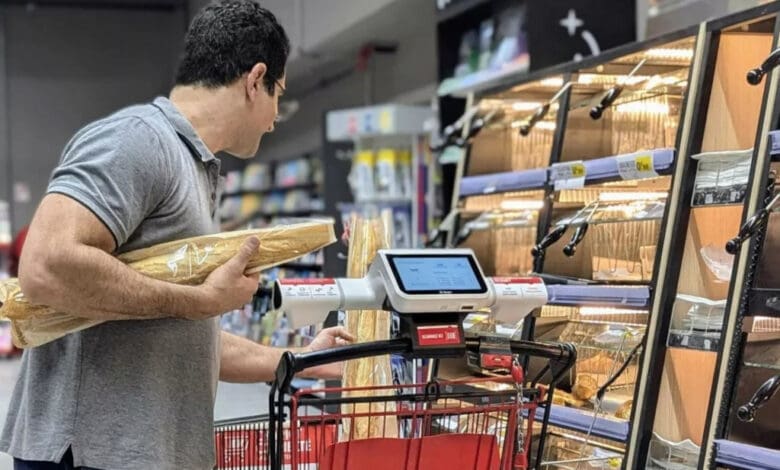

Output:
xmin=0 ymin=1 xmax=353 ymax=469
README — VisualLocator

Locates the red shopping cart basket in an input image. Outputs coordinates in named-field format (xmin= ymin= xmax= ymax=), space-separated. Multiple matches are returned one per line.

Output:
xmin=216 ymin=339 xmax=575 ymax=470
xmin=261 ymin=374 xmax=544 ymax=470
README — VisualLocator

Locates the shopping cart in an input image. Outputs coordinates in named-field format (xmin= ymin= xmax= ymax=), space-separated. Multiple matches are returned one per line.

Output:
xmin=212 ymin=337 xmax=575 ymax=470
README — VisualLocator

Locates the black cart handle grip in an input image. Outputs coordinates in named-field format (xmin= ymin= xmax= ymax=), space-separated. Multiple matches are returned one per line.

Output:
xmin=747 ymin=48 xmax=780 ymax=85
xmin=275 ymin=338 xmax=412 ymax=390
xmin=737 ymin=374 xmax=780 ymax=422
xmin=532 ymin=224 xmax=568 ymax=258
xmin=563 ymin=222 xmax=589 ymax=257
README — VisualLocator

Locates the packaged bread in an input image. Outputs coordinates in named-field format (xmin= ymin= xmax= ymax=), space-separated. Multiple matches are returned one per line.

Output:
xmin=0 ymin=219 xmax=336 ymax=348
xmin=615 ymin=399 xmax=633 ymax=419
xmin=572 ymin=374 xmax=599 ymax=401
xmin=341 ymin=212 xmax=397 ymax=441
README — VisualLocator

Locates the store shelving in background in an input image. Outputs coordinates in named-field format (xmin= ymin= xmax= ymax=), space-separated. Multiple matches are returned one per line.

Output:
xmin=322 ymin=104 xmax=440 ymax=277
xmin=217 ymin=154 xmax=328 ymax=348
xmin=218 ymin=153 xmax=325 ymax=229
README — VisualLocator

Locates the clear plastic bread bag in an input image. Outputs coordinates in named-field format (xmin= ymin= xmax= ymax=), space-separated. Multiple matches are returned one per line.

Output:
xmin=340 ymin=211 xmax=397 ymax=441
xmin=0 ymin=219 xmax=336 ymax=348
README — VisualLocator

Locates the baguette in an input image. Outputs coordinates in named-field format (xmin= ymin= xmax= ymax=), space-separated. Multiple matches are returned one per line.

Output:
xmin=0 ymin=220 xmax=336 ymax=348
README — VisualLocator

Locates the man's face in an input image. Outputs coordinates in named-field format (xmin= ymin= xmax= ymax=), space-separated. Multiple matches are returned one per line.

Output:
xmin=233 ymin=73 xmax=285 ymax=159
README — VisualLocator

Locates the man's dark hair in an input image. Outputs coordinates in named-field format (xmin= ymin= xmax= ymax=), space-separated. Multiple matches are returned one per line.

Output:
xmin=175 ymin=0 xmax=290 ymax=94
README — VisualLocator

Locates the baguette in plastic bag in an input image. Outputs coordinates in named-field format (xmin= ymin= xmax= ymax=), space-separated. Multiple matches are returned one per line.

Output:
xmin=0 ymin=219 xmax=336 ymax=348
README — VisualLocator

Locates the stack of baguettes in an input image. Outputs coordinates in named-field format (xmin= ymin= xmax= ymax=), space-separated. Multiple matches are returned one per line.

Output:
xmin=341 ymin=212 xmax=397 ymax=441
xmin=0 ymin=219 xmax=336 ymax=348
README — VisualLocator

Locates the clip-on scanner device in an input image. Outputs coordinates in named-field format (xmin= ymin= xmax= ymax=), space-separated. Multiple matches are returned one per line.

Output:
xmin=271 ymin=248 xmax=575 ymax=388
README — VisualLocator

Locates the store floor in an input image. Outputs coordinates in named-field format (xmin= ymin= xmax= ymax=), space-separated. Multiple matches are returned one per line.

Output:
xmin=0 ymin=357 xmax=269 ymax=470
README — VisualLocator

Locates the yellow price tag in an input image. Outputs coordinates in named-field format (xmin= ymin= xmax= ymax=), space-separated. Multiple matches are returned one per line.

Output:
xmin=635 ymin=154 xmax=653 ymax=172
xmin=571 ymin=163 xmax=586 ymax=177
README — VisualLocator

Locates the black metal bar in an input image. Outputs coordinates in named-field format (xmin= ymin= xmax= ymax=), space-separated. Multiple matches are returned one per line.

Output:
xmin=590 ymin=86 xmax=624 ymax=120
xmin=532 ymin=75 xmax=571 ymax=274
xmin=724 ymin=180 xmax=778 ymax=254
xmin=597 ymin=341 xmax=643 ymax=401
xmin=296 ymin=388 xmax=534 ymax=408
xmin=534 ymin=383 xmax=557 ymax=470
xmin=747 ymin=47 xmax=780 ymax=85
xmin=562 ymin=222 xmax=589 ymax=257
xmin=628 ymin=25 xmax=720 ymax=469
xmin=736 ymin=374 xmax=780 ymax=422
xmin=275 ymin=338 xmax=413 ymax=392
xmin=509 ymin=339 xmax=574 ymax=364
xmin=519 ymin=103 xmax=551 ymax=136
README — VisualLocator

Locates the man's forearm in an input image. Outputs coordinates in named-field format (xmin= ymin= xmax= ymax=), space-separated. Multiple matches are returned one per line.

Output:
xmin=21 ymin=243 xmax=213 ymax=320
xmin=220 ymin=331 xmax=291 ymax=383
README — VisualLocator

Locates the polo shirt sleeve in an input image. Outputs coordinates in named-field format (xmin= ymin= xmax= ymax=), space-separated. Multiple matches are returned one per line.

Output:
xmin=47 ymin=117 xmax=172 ymax=248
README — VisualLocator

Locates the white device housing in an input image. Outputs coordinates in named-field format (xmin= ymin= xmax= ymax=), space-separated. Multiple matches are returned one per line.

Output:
xmin=273 ymin=248 xmax=548 ymax=328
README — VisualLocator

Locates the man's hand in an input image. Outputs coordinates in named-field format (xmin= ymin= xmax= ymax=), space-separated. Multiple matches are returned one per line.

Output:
xmin=299 ymin=326 xmax=355 ymax=379
xmin=190 ymin=237 xmax=260 ymax=319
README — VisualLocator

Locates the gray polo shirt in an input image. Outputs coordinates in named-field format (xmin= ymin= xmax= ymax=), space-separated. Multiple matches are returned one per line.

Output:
xmin=0 ymin=97 xmax=224 ymax=469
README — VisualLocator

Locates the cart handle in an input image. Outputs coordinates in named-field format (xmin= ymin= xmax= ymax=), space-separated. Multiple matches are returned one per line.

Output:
xmin=275 ymin=338 xmax=413 ymax=391
xmin=737 ymin=373 xmax=780 ymax=422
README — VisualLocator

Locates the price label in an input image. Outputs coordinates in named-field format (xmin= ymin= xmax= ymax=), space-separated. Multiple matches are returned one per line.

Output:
xmin=617 ymin=152 xmax=658 ymax=180
xmin=551 ymin=161 xmax=586 ymax=190
xmin=438 ymin=145 xmax=466 ymax=164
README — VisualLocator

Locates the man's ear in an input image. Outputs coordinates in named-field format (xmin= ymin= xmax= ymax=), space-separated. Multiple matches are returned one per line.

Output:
xmin=245 ymin=62 xmax=268 ymax=101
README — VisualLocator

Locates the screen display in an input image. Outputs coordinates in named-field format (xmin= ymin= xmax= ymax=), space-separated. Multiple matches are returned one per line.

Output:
xmin=387 ymin=255 xmax=487 ymax=294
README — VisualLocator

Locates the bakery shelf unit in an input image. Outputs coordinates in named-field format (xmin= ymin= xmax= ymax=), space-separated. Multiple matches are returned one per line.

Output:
xmin=442 ymin=26 xmax=701 ymax=467
xmin=694 ymin=13 xmax=780 ymax=470
xmin=623 ymin=7 xmax=780 ymax=470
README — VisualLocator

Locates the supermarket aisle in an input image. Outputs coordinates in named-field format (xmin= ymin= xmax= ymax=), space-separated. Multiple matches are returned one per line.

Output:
xmin=0 ymin=357 xmax=21 ymax=470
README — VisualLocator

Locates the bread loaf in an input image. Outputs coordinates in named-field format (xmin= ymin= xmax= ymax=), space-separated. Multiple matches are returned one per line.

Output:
xmin=0 ymin=220 xmax=336 ymax=348
xmin=340 ymin=213 xmax=397 ymax=441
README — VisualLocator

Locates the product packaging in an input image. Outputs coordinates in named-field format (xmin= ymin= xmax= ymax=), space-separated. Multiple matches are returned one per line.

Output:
xmin=341 ymin=212 xmax=397 ymax=441
xmin=0 ymin=219 xmax=336 ymax=348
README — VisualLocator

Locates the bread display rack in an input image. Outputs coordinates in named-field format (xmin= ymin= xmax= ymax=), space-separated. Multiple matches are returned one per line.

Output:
xmin=433 ymin=3 xmax=780 ymax=469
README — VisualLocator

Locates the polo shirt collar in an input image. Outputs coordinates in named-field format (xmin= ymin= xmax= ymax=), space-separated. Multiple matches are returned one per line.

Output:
xmin=153 ymin=96 xmax=216 ymax=163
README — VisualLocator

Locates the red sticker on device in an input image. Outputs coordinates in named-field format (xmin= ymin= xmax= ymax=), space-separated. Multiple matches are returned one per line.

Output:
xmin=278 ymin=278 xmax=337 ymax=285
xmin=481 ymin=354 xmax=512 ymax=369
xmin=417 ymin=325 xmax=461 ymax=346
